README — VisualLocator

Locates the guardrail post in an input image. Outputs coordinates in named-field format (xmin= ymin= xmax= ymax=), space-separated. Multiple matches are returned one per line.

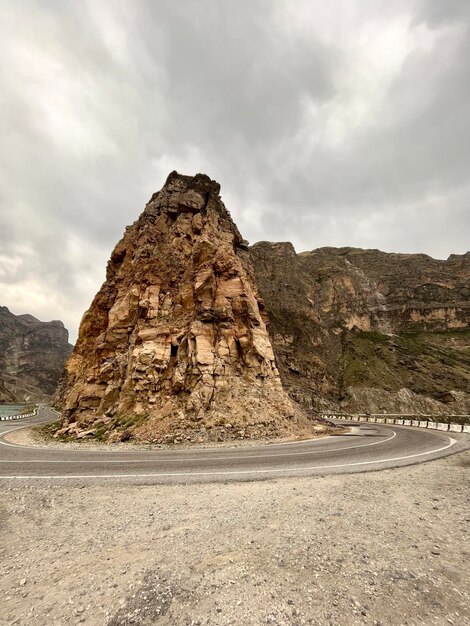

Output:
xmin=325 ymin=412 xmax=469 ymax=434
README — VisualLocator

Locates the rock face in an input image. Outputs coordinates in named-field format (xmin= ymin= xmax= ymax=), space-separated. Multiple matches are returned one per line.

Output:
xmin=58 ymin=173 xmax=318 ymax=442
xmin=0 ymin=306 xmax=73 ymax=402
xmin=250 ymin=244 xmax=470 ymax=415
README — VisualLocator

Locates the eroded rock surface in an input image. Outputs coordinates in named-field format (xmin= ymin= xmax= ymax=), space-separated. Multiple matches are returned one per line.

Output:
xmin=0 ymin=306 xmax=73 ymax=402
xmin=250 ymin=244 xmax=470 ymax=415
xmin=57 ymin=172 xmax=319 ymax=442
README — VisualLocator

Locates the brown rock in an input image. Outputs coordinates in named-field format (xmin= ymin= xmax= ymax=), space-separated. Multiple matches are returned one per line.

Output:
xmin=56 ymin=172 xmax=320 ymax=442
xmin=250 ymin=243 xmax=470 ymax=415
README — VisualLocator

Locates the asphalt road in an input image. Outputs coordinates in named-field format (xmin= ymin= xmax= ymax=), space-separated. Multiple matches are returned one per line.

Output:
xmin=0 ymin=407 xmax=469 ymax=483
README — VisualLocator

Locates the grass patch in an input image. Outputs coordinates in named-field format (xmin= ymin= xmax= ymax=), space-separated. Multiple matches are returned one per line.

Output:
xmin=356 ymin=331 xmax=390 ymax=344
xmin=38 ymin=420 xmax=63 ymax=440
xmin=342 ymin=328 xmax=470 ymax=403
xmin=425 ymin=415 xmax=470 ymax=426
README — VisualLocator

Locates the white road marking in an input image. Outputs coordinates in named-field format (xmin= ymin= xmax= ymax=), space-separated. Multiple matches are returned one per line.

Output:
xmin=0 ymin=428 xmax=397 ymax=462
xmin=0 ymin=436 xmax=457 ymax=480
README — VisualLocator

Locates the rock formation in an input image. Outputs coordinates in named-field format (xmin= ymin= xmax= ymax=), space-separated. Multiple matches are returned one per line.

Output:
xmin=250 ymin=244 xmax=470 ymax=415
xmin=57 ymin=173 xmax=321 ymax=442
xmin=0 ymin=306 xmax=73 ymax=402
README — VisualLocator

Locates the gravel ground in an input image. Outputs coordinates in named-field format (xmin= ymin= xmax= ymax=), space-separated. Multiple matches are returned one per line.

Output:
xmin=1 ymin=451 xmax=469 ymax=626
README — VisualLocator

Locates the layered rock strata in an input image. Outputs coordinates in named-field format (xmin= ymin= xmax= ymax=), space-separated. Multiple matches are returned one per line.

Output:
xmin=0 ymin=306 xmax=73 ymax=402
xmin=250 ymin=244 xmax=470 ymax=415
xmin=57 ymin=173 xmax=320 ymax=442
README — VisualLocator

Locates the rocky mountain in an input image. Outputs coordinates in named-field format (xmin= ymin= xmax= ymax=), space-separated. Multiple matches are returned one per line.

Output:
xmin=56 ymin=172 xmax=324 ymax=443
xmin=250 ymin=244 xmax=470 ymax=415
xmin=0 ymin=306 xmax=73 ymax=402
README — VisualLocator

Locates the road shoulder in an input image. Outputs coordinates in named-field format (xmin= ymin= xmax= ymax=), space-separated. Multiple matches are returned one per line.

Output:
xmin=1 ymin=450 xmax=469 ymax=625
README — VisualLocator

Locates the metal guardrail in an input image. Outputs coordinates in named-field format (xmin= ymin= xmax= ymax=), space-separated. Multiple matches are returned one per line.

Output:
xmin=0 ymin=406 xmax=39 ymax=421
xmin=322 ymin=413 xmax=470 ymax=434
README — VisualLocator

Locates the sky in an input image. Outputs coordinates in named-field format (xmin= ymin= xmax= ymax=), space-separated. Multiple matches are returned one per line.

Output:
xmin=1 ymin=0 xmax=469 ymax=343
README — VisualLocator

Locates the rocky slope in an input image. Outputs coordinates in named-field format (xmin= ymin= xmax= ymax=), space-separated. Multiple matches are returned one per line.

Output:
xmin=250 ymin=244 xmax=470 ymax=415
xmin=57 ymin=172 xmax=322 ymax=443
xmin=0 ymin=306 xmax=73 ymax=402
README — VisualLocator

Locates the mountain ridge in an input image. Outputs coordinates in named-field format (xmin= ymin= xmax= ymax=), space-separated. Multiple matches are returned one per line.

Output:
xmin=0 ymin=306 xmax=73 ymax=402
xmin=250 ymin=242 xmax=470 ymax=415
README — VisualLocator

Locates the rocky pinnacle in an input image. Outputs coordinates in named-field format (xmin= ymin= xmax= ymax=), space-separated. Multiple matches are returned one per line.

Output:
xmin=57 ymin=172 xmax=320 ymax=442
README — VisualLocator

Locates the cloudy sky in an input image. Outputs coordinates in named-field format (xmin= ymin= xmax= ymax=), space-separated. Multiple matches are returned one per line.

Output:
xmin=1 ymin=0 xmax=469 ymax=342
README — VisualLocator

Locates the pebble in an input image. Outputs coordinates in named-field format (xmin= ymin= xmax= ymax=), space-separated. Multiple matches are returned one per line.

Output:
xmin=441 ymin=564 xmax=461 ymax=580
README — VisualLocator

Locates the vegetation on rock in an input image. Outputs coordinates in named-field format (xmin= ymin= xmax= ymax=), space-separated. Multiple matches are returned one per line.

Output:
xmin=250 ymin=244 xmax=469 ymax=415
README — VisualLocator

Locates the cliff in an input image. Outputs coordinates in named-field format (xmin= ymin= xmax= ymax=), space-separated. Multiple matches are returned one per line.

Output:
xmin=0 ymin=306 xmax=73 ymax=402
xmin=56 ymin=173 xmax=323 ymax=443
xmin=250 ymin=244 xmax=470 ymax=415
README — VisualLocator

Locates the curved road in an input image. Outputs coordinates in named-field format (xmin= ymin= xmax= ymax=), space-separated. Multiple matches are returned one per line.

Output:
xmin=0 ymin=407 xmax=468 ymax=483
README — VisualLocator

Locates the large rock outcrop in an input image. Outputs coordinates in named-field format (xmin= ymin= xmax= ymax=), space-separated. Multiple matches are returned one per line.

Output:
xmin=57 ymin=173 xmax=320 ymax=442
xmin=0 ymin=306 xmax=73 ymax=402
xmin=250 ymin=244 xmax=470 ymax=415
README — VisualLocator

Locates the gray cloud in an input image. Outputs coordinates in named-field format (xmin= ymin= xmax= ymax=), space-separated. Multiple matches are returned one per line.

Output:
xmin=415 ymin=0 xmax=470 ymax=26
xmin=0 ymin=0 xmax=469 ymax=341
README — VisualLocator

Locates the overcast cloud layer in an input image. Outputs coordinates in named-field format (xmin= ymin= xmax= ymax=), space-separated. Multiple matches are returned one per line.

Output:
xmin=1 ymin=0 xmax=469 ymax=342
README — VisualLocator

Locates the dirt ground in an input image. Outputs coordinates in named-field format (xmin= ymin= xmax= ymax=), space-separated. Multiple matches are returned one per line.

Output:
xmin=1 ymin=451 xmax=469 ymax=626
